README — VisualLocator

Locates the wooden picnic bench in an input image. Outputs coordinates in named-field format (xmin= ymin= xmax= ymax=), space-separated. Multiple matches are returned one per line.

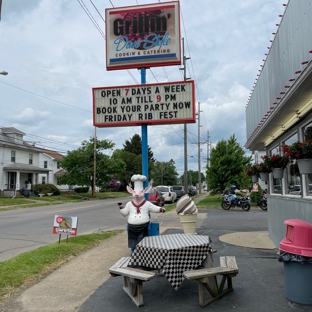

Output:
xmin=183 ymin=256 xmax=239 ymax=307
xmin=108 ymin=257 xmax=155 ymax=307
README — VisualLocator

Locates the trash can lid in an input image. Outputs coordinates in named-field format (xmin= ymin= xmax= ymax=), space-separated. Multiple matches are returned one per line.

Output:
xmin=280 ymin=219 xmax=312 ymax=257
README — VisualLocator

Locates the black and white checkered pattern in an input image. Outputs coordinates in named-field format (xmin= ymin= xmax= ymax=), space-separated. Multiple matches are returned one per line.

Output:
xmin=128 ymin=234 xmax=212 ymax=290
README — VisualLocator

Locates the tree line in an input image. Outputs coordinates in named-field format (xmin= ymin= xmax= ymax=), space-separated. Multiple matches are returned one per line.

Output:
xmin=58 ymin=133 xmax=252 ymax=194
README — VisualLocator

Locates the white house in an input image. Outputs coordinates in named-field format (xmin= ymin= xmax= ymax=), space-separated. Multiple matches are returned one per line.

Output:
xmin=0 ymin=127 xmax=67 ymax=196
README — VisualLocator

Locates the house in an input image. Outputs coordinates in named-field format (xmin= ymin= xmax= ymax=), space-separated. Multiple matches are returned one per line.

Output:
xmin=245 ymin=1 xmax=312 ymax=246
xmin=0 ymin=127 xmax=67 ymax=197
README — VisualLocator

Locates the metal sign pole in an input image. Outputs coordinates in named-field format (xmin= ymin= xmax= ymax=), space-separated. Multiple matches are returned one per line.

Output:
xmin=141 ymin=68 xmax=149 ymax=198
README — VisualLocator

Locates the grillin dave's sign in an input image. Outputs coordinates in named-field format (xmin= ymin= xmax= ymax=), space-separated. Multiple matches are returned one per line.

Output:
xmin=105 ymin=1 xmax=181 ymax=70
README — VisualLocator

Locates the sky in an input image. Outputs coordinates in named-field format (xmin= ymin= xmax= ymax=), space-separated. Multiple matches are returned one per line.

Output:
xmin=0 ymin=0 xmax=285 ymax=176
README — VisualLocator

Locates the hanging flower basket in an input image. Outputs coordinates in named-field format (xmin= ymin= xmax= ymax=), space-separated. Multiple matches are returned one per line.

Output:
xmin=283 ymin=141 xmax=312 ymax=174
xmin=244 ymin=164 xmax=261 ymax=178
xmin=296 ymin=159 xmax=312 ymax=174
xmin=259 ymin=172 xmax=269 ymax=181
xmin=272 ymin=168 xmax=284 ymax=179
xmin=261 ymin=154 xmax=290 ymax=170
xmin=251 ymin=175 xmax=258 ymax=182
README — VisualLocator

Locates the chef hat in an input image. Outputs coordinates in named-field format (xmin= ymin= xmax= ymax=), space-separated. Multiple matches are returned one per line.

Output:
xmin=131 ymin=174 xmax=146 ymax=190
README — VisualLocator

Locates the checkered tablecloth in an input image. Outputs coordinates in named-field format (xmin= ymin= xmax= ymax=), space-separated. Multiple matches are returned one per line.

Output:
xmin=128 ymin=234 xmax=212 ymax=290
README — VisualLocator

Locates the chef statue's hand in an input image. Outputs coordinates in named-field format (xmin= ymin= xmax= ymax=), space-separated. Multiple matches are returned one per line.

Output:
xmin=159 ymin=207 xmax=166 ymax=213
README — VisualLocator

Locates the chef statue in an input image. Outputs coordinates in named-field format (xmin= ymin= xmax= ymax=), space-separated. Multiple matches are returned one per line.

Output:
xmin=119 ymin=174 xmax=166 ymax=252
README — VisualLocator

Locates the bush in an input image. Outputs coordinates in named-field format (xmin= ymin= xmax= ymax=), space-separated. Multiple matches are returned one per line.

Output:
xmin=33 ymin=184 xmax=61 ymax=196
xmin=74 ymin=187 xmax=89 ymax=193
xmin=250 ymin=183 xmax=263 ymax=204
xmin=107 ymin=179 xmax=121 ymax=192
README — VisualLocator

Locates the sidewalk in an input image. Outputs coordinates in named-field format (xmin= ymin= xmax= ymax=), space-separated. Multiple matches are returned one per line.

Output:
xmin=2 ymin=194 xmax=310 ymax=312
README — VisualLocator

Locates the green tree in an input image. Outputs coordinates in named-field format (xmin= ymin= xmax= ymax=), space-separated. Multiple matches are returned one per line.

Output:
xmin=113 ymin=134 xmax=156 ymax=188
xmin=112 ymin=149 xmax=142 ymax=188
xmin=150 ymin=160 xmax=179 ymax=186
xmin=207 ymin=134 xmax=252 ymax=192
xmin=180 ymin=170 xmax=206 ymax=186
xmin=123 ymin=134 xmax=155 ymax=162
xmin=58 ymin=137 xmax=126 ymax=195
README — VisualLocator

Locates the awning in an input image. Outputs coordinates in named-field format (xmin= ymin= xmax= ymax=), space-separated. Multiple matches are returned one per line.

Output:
xmin=3 ymin=163 xmax=51 ymax=173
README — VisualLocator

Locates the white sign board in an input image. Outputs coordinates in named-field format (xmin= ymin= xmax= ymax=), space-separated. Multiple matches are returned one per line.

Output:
xmin=53 ymin=215 xmax=78 ymax=236
xmin=93 ymin=80 xmax=195 ymax=127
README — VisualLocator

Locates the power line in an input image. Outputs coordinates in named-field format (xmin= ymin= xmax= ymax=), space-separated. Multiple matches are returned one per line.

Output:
xmin=0 ymin=81 xmax=91 ymax=112
xmin=77 ymin=0 xmax=105 ymax=39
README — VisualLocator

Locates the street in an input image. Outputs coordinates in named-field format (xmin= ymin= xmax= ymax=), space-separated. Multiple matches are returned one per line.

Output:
xmin=0 ymin=197 xmax=131 ymax=262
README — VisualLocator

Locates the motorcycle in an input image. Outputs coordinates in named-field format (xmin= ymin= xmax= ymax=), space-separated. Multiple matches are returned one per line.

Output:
xmin=259 ymin=191 xmax=267 ymax=211
xmin=221 ymin=192 xmax=251 ymax=211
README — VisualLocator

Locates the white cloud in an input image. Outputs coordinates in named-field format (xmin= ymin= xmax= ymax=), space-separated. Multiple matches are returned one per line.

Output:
xmin=0 ymin=0 xmax=283 ymax=176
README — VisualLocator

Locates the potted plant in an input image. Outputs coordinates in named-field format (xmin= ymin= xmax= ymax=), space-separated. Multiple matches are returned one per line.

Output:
xmin=283 ymin=140 xmax=312 ymax=174
xmin=244 ymin=164 xmax=261 ymax=182
xmin=261 ymin=154 xmax=290 ymax=179
xmin=258 ymin=162 xmax=272 ymax=181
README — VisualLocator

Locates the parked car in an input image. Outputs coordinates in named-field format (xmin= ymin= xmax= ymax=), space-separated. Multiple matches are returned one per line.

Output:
xmin=288 ymin=184 xmax=312 ymax=195
xmin=170 ymin=185 xmax=185 ymax=199
xmin=188 ymin=186 xmax=197 ymax=196
xmin=274 ymin=185 xmax=282 ymax=194
xmin=288 ymin=185 xmax=301 ymax=195
xmin=156 ymin=186 xmax=177 ymax=203
xmin=148 ymin=187 xmax=161 ymax=206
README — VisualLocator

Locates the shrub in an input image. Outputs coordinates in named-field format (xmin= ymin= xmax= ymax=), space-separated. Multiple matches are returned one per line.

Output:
xmin=33 ymin=184 xmax=61 ymax=195
xmin=107 ymin=179 xmax=121 ymax=192
xmin=250 ymin=184 xmax=263 ymax=204
xmin=74 ymin=187 xmax=89 ymax=193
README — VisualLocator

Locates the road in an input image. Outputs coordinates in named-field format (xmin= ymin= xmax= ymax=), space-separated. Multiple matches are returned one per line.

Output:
xmin=0 ymin=197 xmax=132 ymax=262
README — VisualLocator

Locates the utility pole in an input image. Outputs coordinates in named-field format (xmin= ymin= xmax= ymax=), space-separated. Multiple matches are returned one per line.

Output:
xmin=180 ymin=37 xmax=191 ymax=194
xmin=207 ymin=131 xmax=210 ymax=191
xmin=92 ymin=127 xmax=97 ymax=198
xmin=197 ymin=102 xmax=203 ymax=194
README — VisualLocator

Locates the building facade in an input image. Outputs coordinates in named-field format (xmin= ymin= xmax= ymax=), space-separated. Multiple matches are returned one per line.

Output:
xmin=245 ymin=1 xmax=312 ymax=246
xmin=0 ymin=127 xmax=67 ymax=196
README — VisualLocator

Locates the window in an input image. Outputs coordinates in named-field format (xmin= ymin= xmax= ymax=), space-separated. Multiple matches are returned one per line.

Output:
xmin=44 ymin=161 xmax=48 ymax=168
xmin=284 ymin=133 xmax=299 ymax=195
xmin=270 ymin=146 xmax=280 ymax=156
xmin=42 ymin=177 xmax=46 ymax=184
xmin=270 ymin=146 xmax=282 ymax=194
xmin=301 ymin=122 xmax=312 ymax=196
xmin=11 ymin=151 xmax=16 ymax=162
xmin=302 ymin=122 xmax=312 ymax=140
xmin=57 ymin=162 xmax=61 ymax=169
xmin=29 ymin=154 xmax=33 ymax=165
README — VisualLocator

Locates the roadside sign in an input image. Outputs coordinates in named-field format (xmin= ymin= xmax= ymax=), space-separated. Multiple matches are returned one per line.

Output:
xmin=93 ymin=80 xmax=195 ymax=127
xmin=53 ymin=215 xmax=78 ymax=236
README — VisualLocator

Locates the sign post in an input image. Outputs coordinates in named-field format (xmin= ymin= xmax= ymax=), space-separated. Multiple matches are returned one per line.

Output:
xmin=97 ymin=1 xmax=192 ymax=186
xmin=53 ymin=215 xmax=78 ymax=243
xmin=140 ymin=67 xmax=149 ymax=195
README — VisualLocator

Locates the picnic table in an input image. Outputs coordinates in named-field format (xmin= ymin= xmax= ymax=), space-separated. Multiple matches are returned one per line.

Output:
xmin=109 ymin=233 xmax=238 ymax=307
xmin=128 ymin=233 xmax=213 ymax=290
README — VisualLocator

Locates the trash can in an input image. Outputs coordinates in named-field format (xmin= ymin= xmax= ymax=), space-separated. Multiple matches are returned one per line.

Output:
xmin=278 ymin=219 xmax=312 ymax=305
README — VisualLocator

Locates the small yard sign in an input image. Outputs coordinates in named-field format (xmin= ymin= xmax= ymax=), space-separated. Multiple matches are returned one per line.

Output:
xmin=53 ymin=215 xmax=78 ymax=236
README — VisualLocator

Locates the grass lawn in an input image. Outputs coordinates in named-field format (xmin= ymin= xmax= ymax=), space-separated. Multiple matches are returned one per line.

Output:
xmin=0 ymin=191 xmax=131 ymax=210
xmin=0 ymin=230 xmax=123 ymax=305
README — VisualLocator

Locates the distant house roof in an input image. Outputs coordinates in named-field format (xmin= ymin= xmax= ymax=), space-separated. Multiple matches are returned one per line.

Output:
xmin=0 ymin=127 xmax=66 ymax=159
xmin=55 ymin=169 xmax=66 ymax=176
xmin=37 ymin=148 xmax=64 ymax=161
xmin=0 ymin=127 xmax=41 ymax=152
